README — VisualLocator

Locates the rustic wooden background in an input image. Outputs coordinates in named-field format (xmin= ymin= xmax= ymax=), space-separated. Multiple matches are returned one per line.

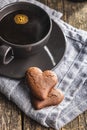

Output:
xmin=0 ymin=0 xmax=87 ymax=130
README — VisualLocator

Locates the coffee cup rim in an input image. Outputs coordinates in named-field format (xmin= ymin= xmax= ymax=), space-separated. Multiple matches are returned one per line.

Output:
xmin=0 ymin=1 xmax=52 ymax=48
xmin=0 ymin=19 xmax=52 ymax=48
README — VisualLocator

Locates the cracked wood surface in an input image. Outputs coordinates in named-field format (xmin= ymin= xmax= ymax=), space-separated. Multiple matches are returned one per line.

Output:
xmin=0 ymin=0 xmax=87 ymax=130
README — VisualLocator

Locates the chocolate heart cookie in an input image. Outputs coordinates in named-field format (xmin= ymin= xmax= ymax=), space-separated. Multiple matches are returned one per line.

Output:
xmin=26 ymin=67 xmax=58 ymax=100
xmin=32 ymin=88 xmax=64 ymax=110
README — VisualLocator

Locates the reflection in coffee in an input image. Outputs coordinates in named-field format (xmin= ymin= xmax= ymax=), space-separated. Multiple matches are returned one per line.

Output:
xmin=0 ymin=10 xmax=48 ymax=45
xmin=14 ymin=14 xmax=29 ymax=24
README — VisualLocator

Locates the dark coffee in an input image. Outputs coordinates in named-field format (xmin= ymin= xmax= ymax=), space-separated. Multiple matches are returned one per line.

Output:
xmin=0 ymin=10 xmax=50 ymax=45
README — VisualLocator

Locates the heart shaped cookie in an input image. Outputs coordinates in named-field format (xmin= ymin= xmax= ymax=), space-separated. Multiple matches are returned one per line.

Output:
xmin=26 ymin=67 xmax=58 ymax=100
xmin=32 ymin=88 xmax=64 ymax=110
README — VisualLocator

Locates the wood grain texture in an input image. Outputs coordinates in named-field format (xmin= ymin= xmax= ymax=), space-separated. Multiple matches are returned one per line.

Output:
xmin=0 ymin=93 xmax=22 ymax=130
xmin=47 ymin=0 xmax=63 ymax=12
xmin=63 ymin=0 xmax=87 ymax=30
xmin=39 ymin=0 xmax=47 ymax=4
xmin=23 ymin=114 xmax=47 ymax=130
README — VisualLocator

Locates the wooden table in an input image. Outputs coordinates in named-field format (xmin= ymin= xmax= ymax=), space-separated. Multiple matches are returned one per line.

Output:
xmin=0 ymin=0 xmax=87 ymax=130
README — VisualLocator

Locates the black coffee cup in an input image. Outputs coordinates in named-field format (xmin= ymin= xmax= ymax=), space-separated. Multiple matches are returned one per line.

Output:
xmin=0 ymin=2 xmax=52 ymax=64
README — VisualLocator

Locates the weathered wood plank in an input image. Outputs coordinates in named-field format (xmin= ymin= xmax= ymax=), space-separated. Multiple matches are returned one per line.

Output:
xmin=78 ymin=113 xmax=86 ymax=130
xmin=39 ymin=0 xmax=48 ymax=4
xmin=63 ymin=0 xmax=87 ymax=30
xmin=71 ymin=118 xmax=79 ymax=130
xmin=47 ymin=0 xmax=63 ymax=13
xmin=23 ymin=114 xmax=49 ymax=130
xmin=0 ymin=93 xmax=22 ymax=130
xmin=84 ymin=111 xmax=87 ymax=128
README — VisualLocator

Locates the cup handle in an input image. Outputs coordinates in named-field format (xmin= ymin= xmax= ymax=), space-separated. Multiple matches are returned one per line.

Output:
xmin=0 ymin=45 xmax=14 ymax=65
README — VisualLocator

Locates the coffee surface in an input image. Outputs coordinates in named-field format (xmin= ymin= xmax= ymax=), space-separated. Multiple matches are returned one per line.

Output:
xmin=0 ymin=10 xmax=49 ymax=45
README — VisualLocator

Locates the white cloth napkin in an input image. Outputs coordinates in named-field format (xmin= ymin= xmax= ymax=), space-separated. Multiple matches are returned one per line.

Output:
xmin=0 ymin=0 xmax=87 ymax=130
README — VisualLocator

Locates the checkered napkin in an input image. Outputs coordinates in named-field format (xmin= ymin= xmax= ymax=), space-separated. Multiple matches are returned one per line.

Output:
xmin=0 ymin=0 xmax=87 ymax=130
